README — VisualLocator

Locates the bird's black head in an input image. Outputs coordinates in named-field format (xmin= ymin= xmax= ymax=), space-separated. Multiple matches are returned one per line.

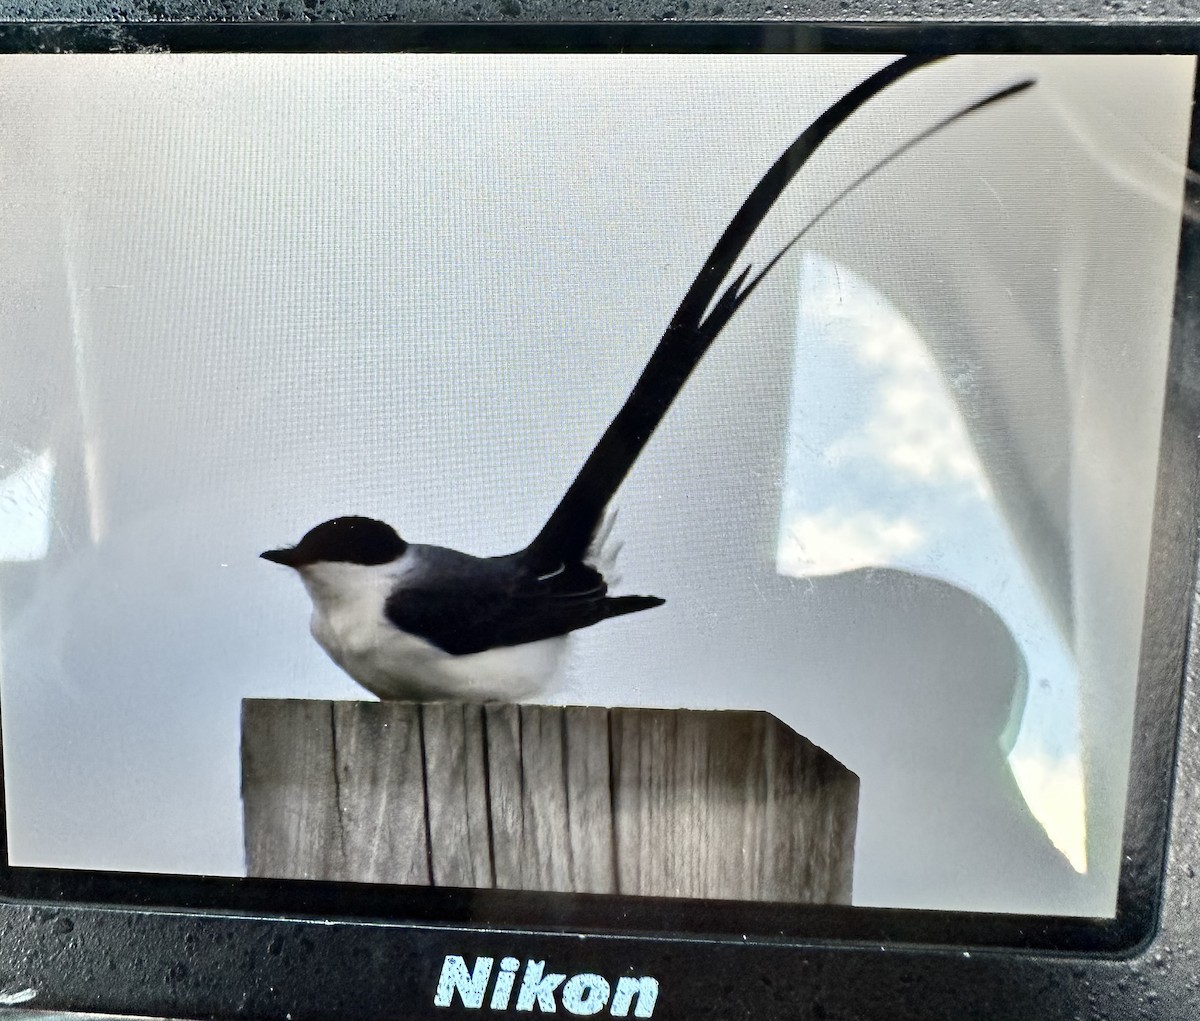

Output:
xmin=260 ymin=516 xmax=408 ymax=569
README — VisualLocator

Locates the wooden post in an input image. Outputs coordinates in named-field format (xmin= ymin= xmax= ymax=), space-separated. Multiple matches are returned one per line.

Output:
xmin=242 ymin=699 xmax=858 ymax=904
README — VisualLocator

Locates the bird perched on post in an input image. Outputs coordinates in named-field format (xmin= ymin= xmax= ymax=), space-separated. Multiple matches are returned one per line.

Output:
xmin=262 ymin=56 xmax=1032 ymax=701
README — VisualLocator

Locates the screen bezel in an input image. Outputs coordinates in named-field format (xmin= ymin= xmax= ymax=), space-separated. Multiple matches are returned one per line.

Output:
xmin=0 ymin=20 xmax=1196 ymax=1020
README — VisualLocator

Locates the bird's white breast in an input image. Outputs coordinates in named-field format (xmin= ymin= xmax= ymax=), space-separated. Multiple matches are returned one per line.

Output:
xmin=298 ymin=557 xmax=566 ymax=701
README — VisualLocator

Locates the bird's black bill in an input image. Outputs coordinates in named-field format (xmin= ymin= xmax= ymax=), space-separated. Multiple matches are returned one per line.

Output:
xmin=260 ymin=548 xmax=303 ymax=568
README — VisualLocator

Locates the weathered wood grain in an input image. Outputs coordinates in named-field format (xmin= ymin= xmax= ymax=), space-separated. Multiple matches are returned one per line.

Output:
xmin=564 ymin=705 xmax=618 ymax=895
xmin=242 ymin=699 xmax=341 ymax=881
xmin=329 ymin=700 xmax=430 ymax=885
xmin=423 ymin=702 xmax=493 ymax=888
xmin=242 ymin=699 xmax=430 ymax=884
xmin=610 ymin=709 xmax=858 ymax=903
xmin=481 ymin=703 xmax=524 ymax=890
xmin=518 ymin=704 xmax=575 ymax=892
xmin=242 ymin=699 xmax=857 ymax=903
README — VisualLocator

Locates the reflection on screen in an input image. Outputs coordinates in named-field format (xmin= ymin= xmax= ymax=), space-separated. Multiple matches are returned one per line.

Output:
xmin=779 ymin=251 xmax=1083 ymax=876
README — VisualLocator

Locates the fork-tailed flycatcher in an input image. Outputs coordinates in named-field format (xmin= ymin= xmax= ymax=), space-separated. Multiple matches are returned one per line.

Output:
xmin=262 ymin=56 xmax=1032 ymax=700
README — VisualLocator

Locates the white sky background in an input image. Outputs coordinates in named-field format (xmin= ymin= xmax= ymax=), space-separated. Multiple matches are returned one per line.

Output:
xmin=0 ymin=53 xmax=1191 ymax=916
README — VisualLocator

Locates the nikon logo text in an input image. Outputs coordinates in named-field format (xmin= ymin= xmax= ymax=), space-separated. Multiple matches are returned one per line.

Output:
xmin=434 ymin=955 xmax=659 ymax=1017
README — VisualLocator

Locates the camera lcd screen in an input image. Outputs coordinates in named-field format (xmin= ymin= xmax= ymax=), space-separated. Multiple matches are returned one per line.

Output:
xmin=0 ymin=51 xmax=1192 ymax=928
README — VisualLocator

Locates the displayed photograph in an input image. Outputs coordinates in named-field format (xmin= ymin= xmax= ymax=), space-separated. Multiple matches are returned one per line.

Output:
xmin=0 ymin=51 xmax=1192 ymax=919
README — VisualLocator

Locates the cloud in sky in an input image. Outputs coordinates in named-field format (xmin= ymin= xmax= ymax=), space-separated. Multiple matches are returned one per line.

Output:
xmin=779 ymin=509 xmax=924 ymax=577
xmin=0 ymin=449 xmax=54 ymax=563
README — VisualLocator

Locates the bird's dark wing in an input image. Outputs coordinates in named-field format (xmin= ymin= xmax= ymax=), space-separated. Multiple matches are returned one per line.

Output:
xmin=384 ymin=548 xmax=661 ymax=655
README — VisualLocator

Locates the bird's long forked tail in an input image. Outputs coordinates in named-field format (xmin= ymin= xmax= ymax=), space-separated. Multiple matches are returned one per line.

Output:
xmin=522 ymin=55 xmax=1034 ymax=573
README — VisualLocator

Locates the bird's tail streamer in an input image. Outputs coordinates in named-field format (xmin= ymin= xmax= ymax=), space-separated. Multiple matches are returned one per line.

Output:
xmin=524 ymin=55 xmax=1032 ymax=570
